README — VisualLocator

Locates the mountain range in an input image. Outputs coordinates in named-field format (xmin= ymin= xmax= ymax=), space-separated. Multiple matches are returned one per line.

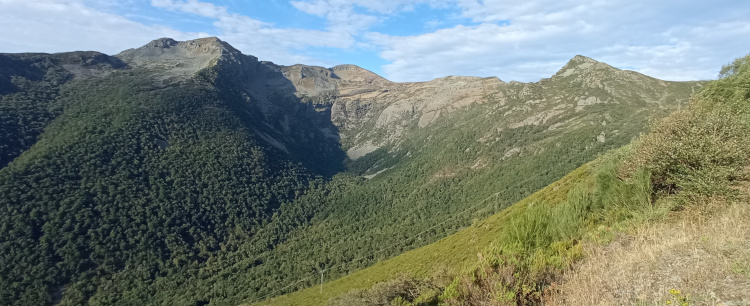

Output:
xmin=0 ymin=37 xmax=705 ymax=305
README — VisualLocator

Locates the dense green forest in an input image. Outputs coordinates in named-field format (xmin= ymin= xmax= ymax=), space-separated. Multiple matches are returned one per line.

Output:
xmin=280 ymin=52 xmax=750 ymax=306
xmin=0 ymin=42 xmax=698 ymax=305
xmin=0 ymin=63 xmax=318 ymax=304
xmin=0 ymin=54 xmax=72 ymax=168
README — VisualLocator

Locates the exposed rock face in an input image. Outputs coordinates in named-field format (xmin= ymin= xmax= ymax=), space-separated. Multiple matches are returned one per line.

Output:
xmin=263 ymin=53 xmax=699 ymax=159
xmin=110 ymin=39 xmax=703 ymax=162
xmin=331 ymin=64 xmax=389 ymax=84
xmin=287 ymin=72 xmax=505 ymax=157
xmin=116 ymin=37 xmax=246 ymax=81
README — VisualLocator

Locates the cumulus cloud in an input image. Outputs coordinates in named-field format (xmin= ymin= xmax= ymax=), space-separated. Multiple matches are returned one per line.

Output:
xmin=151 ymin=0 xmax=227 ymax=18
xmin=151 ymin=0 xmax=358 ymax=66
xmin=369 ymin=0 xmax=750 ymax=82
xmin=2 ymin=0 xmax=748 ymax=83
xmin=291 ymin=0 xmax=450 ymax=15
xmin=0 ymin=0 xmax=206 ymax=54
xmin=288 ymin=0 xmax=453 ymax=35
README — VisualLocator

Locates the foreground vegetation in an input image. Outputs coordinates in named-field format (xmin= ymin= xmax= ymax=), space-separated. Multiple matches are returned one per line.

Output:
xmin=262 ymin=53 xmax=750 ymax=305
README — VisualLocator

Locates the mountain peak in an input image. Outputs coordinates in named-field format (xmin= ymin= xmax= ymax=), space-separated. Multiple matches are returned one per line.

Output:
xmin=127 ymin=37 xmax=234 ymax=55
xmin=144 ymin=37 xmax=179 ymax=49
xmin=330 ymin=64 xmax=390 ymax=84
xmin=115 ymin=37 xmax=245 ymax=79
xmin=331 ymin=64 xmax=363 ymax=71
xmin=570 ymin=55 xmax=599 ymax=64
xmin=554 ymin=55 xmax=614 ymax=78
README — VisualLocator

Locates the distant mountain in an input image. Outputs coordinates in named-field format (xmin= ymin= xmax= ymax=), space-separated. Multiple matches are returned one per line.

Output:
xmin=261 ymin=52 xmax=750 ymax=306
xmin=0 ymin=37 xmax=702 ymax=305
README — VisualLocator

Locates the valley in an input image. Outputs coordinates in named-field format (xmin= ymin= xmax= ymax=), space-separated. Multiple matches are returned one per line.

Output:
xmin=0 ymin=37 xmax=714 ymax=305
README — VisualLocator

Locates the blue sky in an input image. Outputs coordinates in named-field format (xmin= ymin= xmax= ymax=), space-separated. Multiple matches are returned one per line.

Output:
xmin=1 ymin=0 xmax=749 ymax=82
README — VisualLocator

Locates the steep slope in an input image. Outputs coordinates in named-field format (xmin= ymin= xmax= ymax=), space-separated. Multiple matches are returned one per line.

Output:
xmin=116 ymin=37 xmax=346 ymax=175
xmin=0 ymin=37 xmax=703 ymax=306
xmin=255 ymin=165 xmax=591 ymax=306
xmin=0 ymin=38 xmax=342 ymax=305
xmin=0 ymin=51 xmax=125 ymax=168
xmin=302 ymin=55 xmax=696 ymax=160
xmin=261 ymin=53 xmax=750 ymax=306
xmin=219 ymin=56 xmax=701 ymax=305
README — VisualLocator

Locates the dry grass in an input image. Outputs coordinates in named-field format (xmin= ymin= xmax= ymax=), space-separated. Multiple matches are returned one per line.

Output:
xmin=547 ymin=193 xmax=750 ymax=305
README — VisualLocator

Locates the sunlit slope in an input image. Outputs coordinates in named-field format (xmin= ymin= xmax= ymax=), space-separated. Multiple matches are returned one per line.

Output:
xmin=232 ymin=60 xmax=701 ymax=304
xmin=253 ymin=166 xmax=589 ymax=306
xmin=259 ymin=52 xmax=750 ymax=306
xmin=0 ymin=37 xmax=706 ymax=305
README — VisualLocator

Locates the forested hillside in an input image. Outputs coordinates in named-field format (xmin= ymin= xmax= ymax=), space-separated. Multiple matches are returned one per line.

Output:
xmin=263 ymin=53 xmax=750 ymax=306
xmin=0 ymin=52 xmax=125 ymax=169
xmin=0 ymin=38 xmax=701 ymax=305
xmin=0 ymin=54 xmax=322 ymax=305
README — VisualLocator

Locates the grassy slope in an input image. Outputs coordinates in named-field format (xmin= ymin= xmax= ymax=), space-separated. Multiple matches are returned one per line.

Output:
xmin=547 ymin=54 xmax=750 ymax=305
xmin=236 ymin=69 xmax=699 ymax=304
xmin=548 ymin=188 xmax=750 ymax=305
xmin=253 ymin=165 xmax=589 ymax=306
xmin=257 ymin=53 xmax=750 ymax=306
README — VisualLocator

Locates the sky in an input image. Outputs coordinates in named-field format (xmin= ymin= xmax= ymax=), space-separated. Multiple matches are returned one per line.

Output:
xmin=1 ymin=0 xmax=749 ymax=83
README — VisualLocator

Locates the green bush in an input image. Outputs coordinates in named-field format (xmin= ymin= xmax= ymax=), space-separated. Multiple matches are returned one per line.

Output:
xmin=622 ymin=54 xmax=750 ymax=201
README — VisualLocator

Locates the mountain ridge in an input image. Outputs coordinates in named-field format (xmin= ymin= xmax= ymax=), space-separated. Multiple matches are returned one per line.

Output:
xmin=0 ymin=37 xmax=706 ymax=305
xmin=261 ymin=51 xmax=750 ymax=306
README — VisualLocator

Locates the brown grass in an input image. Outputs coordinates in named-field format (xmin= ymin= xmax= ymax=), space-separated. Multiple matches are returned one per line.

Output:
xmin=547 ymin=193 xmax=750 ymax=305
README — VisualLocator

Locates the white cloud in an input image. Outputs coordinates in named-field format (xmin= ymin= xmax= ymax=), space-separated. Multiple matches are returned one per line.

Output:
xmin=151 ymin=0 xmax=358 ymax=66
xmin=0 ymin=0 xmax=360 ymax=66
xmin=369 ymin=0 xmax=750 ymax=82
xmin=151 ymin=0 xmax=227 ymax=18
xmin=2 ymin=0 xmax=748 ymax=83
xmin=291 ymin=0 xmax=450 ymax=15
xmin=0 ymin=0 xmax=206 ymax=55
xmin=288 ymin=0 xmax=453 ymax=35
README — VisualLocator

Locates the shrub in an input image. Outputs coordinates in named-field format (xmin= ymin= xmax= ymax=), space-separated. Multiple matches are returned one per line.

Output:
xmin=621 ymin=54 xmax=750 ymax=201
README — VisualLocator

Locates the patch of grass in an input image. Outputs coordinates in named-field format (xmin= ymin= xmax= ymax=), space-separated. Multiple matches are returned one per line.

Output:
xmin=327 ymin=275 xmax=439 ymax=306
xmin=548 ymin=199 xmax=750 ymax=305
xmin=666 ymin=288 xmax=691 ymax=306
xmin=428 ymin=152 xmax=662 ymax=305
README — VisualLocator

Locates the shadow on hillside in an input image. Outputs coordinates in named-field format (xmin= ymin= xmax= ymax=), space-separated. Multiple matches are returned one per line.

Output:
xmin=209 ymin=56 xmax=347 ymax=178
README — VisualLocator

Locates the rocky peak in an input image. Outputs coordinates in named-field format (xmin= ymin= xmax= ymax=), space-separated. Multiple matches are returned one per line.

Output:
xmin=331 ymin=64 xmax=362 ymax=71
xmin=115 ymin=37 xmax=249 ymax=81
xmin=145 ymin=38 xmax=179 ymax=48
xmin=330 ymin=64 xmax=390 ymax=84
xmin=179 ymin=37 xmax=242 ymax=55
xmin=553 ymin=55 xmax=617 ymax=79
xmin=118 ymin=37 xmax=237 ymax=60
xmin=570 ymin=55 xmax=598 ymax=64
